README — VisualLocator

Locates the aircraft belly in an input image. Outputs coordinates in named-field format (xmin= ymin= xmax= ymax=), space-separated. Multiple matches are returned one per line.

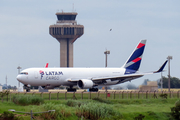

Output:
xmin=103 ymin=80 xmax=119 ymax=85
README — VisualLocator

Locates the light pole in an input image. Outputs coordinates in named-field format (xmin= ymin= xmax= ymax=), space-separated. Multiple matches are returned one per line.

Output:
xmin=17 ymin=66 xmax=21 ymax=88
xmin=104 ymin=50 xmax=110 ymax=67
xmin=167 ymin=56 xmax=172 ymax=92
xmin=104 ymin=50 xmax=110 ymax=92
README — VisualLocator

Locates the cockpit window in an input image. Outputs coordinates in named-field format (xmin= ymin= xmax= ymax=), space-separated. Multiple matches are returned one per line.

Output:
xmin=20 ymin=72 xmax=28 ymax=75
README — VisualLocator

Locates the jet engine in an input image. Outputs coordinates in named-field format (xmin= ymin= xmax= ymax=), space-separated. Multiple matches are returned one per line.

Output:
xmin=77 ymin=79 xmax=94 ymax=89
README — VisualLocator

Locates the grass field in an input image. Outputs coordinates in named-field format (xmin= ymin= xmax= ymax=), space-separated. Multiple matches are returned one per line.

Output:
xmin=0 ymin=96 xmax=178 ymax=120
xmin=1 ymin=89 xmax=180 ymax=119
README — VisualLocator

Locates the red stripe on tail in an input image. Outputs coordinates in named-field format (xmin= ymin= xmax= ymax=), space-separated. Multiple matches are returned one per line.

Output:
xmin=132 ymin=57 xmax=141 ymax=63
xmin=137 ymin=43 xmax=145 ymax=49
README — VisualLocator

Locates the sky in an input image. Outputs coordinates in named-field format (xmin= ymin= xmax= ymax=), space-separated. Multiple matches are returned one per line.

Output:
xmin=0 ymin=0 xmax=180 ymax=87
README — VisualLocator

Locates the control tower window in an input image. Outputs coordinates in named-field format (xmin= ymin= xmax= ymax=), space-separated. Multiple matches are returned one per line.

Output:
xmin=55 ymin=28 xmax=61 ymax=35
xmin=55 ymin=28 xmax=57 ymax=35
xmin=57 ymin=15 xmax=76 ymax=21
xmin=67 ymin=28 xmax=70 ymax=35
xmin=70 ymin=28 xmax=74 ymax=35
xmin=64 ymin=28 xmax=74 ymax=35
xmin=64 ymin=28 xmax=67 ymax=35
xmin=77 ymin=28 xmax=83 ymax=35
xmin=51 ymin=28 xmax=61 ymax=35
xmin=58 ymin=28 xmax=61 ymax=35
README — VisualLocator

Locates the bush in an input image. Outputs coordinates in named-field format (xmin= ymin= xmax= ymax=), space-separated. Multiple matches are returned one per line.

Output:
xmin=42 ymin=102 xmax=72 ymax=119
xmin=66 ymin=100 xmax=82 ymax=107
xmin=134 ymin=114 xmax=145 ymax=120
xmin=0 ymin=111 xmax=14 ymax=120
xmin=66 ymin=100 xmax=91 ymax=107
xmin=92 ymin=97 xmax=112 ymax=104
xmin=12 ymin=95 xmax=44 ymax=106
xmin=159 ymin=93 xmax=168 ymax=99
xmin=175 ymin=100 xmax=180 ymax=107
xmin=0 ymin=90 xmax=10 ymax=102
xmin=171 ymin=100 xmax=180 ymax=119
xmin=0 ymin=111 xmax=22 ymax=120
xmin=76 ymin=102 xmax=122 ymax=120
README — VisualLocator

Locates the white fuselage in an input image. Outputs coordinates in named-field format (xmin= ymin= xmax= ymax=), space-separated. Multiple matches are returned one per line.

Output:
xmin=17 ymin=67 xmax=126 ymax=87
xmin=16 ymin=40 xmax=166 ymax=90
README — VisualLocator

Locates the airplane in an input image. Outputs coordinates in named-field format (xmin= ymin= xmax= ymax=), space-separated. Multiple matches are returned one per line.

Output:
xmin=16 ymin=40 xmax=168 ymax=92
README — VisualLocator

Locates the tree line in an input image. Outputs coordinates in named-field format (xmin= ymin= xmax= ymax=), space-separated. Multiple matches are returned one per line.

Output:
xmin=158 ymin=76 xmax=180 ymax=88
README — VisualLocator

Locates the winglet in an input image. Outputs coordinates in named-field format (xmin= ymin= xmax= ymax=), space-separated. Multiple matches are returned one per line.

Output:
xmin=45 ymin=63 xmax=49 ymax=68
xmin=154 ymin=60 xmax=168 ymax=73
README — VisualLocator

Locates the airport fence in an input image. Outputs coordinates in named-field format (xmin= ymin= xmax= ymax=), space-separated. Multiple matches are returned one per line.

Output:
xmin=1 ymin=90 xmax=180 ymax=102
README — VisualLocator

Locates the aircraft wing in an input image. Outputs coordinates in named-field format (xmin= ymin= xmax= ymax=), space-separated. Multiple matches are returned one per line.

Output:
xmin=91 ymin=73 xmax=144 ymax=84
xmin=93 ymin=73 xmax=144 ymax=81
xmin=68 ymin=73 xmax=146 ymax=85
xmin=68 ymin=74 xmax=144 ymax=84
xmin=68 ymin=60 xmax=168 ymax=84
xmin=92 ymin=60 xmax=168 ymax=83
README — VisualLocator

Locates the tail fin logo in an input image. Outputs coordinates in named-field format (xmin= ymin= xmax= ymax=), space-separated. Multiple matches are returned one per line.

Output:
xmin=124 ymin=40 xmax=146 ymax=73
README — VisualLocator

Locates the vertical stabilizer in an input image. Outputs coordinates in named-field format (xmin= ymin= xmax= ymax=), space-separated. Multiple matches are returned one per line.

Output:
xmin=123 ymin=40 xmax=146 ymax=74
xmin=45 ymin=63 xmax=49 ymax=68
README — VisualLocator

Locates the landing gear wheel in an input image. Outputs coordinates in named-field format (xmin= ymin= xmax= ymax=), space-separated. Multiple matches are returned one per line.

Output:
xmin=67 ymin=88 xmax=76 ymax=92
xmin=26 ymin=89 xmax=30 ymax=92
xmin=24 ymin=85 xmax=31 ymax=92
xmin=89 ymin=88 xmax=98 ymax=92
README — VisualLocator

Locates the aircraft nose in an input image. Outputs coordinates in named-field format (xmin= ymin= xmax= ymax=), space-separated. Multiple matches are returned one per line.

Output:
xmin=16 ymin=75 xmax=22 ymax=82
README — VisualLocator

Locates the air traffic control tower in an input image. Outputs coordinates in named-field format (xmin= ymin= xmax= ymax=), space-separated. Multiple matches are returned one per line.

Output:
xmin=49 ymin=12 xmax=84 ymax=67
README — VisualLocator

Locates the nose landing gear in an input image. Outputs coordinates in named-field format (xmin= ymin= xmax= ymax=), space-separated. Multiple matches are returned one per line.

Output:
xmin=23 ymin=85 xmax=30 ymax=92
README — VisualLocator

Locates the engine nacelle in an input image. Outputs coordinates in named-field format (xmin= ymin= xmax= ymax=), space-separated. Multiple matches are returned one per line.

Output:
xmin=77 ymin=79 xmax=94 ymax=89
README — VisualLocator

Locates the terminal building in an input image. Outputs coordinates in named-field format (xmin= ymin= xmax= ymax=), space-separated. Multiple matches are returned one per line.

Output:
xmin=49 ymin=12 xmax=84 ymax=67
xmin=139 ymin=81 xmax=158 ymax=92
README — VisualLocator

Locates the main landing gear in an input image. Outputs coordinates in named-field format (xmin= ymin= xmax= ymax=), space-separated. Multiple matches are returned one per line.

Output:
xmin=67 ymin=86 xmax=76 ymax=92
xmin=66 ymin=86 xmax=98 ymax=92
xmin=89 ymin=88 xmax=98 ymax=92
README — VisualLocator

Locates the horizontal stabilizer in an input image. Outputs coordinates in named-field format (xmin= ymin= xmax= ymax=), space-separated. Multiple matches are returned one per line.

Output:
xmin=154 ymin=60 xmax=168 ymax=73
